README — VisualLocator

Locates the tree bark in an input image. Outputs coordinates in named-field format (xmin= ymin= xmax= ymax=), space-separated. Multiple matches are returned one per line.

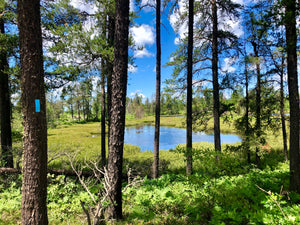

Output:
xmin=106 ymin=0 xmax=129 ymax=219
xmin=212 ymin=0 xmax=221 ymax=154
xmin=153 ymin=0 xmax=161 ymax=179
xmin=284 ymin=0 xmax=300 ymax=193
xmin=0 ymin=18 xmax=13 ymax=168
xmin=252 ymin=41 xmax=261 ymax=167
xmin=186 ymin=0 xmax=194 ymax=176
xmin=106 ymin=13 xmax=115 ymax=149
xmin=18 ymin=0 xmax=48 ymax=224
xmin=244 ymin=56 xmax=250 ymax=164
xmin=101 ymin=59 xmax=106 ymax=168
xmin=279 ymin=64 xmax=288 ymax=161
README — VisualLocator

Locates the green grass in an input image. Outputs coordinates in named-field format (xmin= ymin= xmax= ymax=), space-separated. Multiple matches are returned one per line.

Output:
xmin=2 ymin=115 xmax=293 ymax=224
xmin=46 ymin=115 xmax=286 ymax=172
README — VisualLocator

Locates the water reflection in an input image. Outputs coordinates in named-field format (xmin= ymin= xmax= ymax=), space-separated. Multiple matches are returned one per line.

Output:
xmin=124 ymin=125 xmax=241 ymax=152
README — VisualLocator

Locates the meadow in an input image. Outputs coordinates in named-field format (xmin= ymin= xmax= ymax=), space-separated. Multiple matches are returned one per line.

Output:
xmin=1 ymin=116 xmax=299 ymax=224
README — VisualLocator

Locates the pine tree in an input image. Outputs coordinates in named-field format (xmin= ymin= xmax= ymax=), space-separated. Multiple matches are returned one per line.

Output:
xmin=284 ymin=0 xmax=300 ymax=193
xmin=106 ymin=0 xmax=129 ymax=219
xmin=18 ymin=0 xmax=48 ymax=223
xmin=0 ymin=15 xmax=13 ymax=168
xmin=153 ymin=0 xmax=161 ymax=179
xmin=186 ymin=0 xmax=194 ymax=175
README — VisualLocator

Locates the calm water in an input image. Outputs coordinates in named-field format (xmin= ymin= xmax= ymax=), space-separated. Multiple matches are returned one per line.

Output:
xmin=124 ymin=125 xmax=241 ymax=151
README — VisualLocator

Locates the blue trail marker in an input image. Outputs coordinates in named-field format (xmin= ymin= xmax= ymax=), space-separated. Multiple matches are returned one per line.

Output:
xmin=35 ymin=99 xmax=40 ymax=112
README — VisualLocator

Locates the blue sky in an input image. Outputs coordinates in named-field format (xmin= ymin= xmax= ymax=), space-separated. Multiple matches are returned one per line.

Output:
xmin=127 ymin=0 xmax=243 ymax=100
xmin=54 ymin=0 xmax=299 ymax=101
xmin=127 ymin=3 xmax=179 ymax=100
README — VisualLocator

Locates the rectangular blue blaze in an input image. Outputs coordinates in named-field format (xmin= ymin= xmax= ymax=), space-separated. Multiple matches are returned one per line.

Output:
xmin=35 ymin=99 xmax=40 ymax=112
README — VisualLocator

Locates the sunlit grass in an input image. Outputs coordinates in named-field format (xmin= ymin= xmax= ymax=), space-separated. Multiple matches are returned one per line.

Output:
xmin=46 ymin=115 xmax=286 ymax=173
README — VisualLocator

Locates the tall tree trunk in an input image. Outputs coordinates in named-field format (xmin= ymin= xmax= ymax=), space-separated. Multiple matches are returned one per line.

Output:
xmin=153 ymin=0 xmax=161 ymax=179
xmin=17 ymin=0 xmax=48 ymax=224
xmin=285 ymin=0 xmax=300 ymax=193
xmin=77 ymin=102 xmax=81 ymax=121
xmin=71 ymin=102 xmax=74 ymax=119
xmin=101 ymin=59 xmax=106 ymax=168
xmin=212 ymin=0 xmax=221 ymax=154
xmin=106 ymin=13 xmax=115 ymax=149
xmin=244 ymin=57 xmax=250 ymax=164
xmin=186 ymin=0 xmax=194 ymax=176
xmin=252 ymin=41 xmax=261 ymax=167
xmin=0 ymin=18 xmax=13 ymax=168
xmin=279 ymin=60 xmax=288 ymax=161
xmin=106 ymin=0 xmax=129 ymax=219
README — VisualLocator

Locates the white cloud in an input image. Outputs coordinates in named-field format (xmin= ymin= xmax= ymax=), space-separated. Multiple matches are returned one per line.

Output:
xmin=130 ymin=24 xmax=155 ymax=58
xmin=90 ymin=76 xmax=100 ymax=92
xmin=169 ymin=56 xmax=175 ymax=62
xmin=153 ymin=66 xmax=156 ymax=72
xmin=232 ymin=0 xmax=244 ymax=5
xmin=169 ymin=0 xmax=188 ymax=44
xmin=130 ymin=24 xmax=155 ymax=47
xmin=128 ymin=64 xmax=138 ymax=73
xmin=219 ymin=10 xmax=244 ymax=38
xmin=170 ymin=0 xmax=244 ymax=45
xmin=221 ymin=57 xmax=237 ymax=74
xmin=130 ymin=90 xmax=146 ymax=99
xmin=130 ymin=0 xmax=136 ymax=12
xmin=69 ymin=0 xmax=98 ymax=15
xmin=134 ymin=48 xmax=154 ymax=58
xmin=141 ymin=0 xmax=156 ymax=12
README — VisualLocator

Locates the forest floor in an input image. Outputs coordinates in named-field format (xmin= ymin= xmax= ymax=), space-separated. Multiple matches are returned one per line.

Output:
xmin=1 ymin=116 xmax=299 ymax=224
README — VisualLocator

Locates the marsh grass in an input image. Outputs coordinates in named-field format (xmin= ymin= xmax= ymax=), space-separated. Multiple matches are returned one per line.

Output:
xmin=46 ymin=116 xmax=286 ymax=174
xmin=2 ymin=116 xmax=296 ymax=224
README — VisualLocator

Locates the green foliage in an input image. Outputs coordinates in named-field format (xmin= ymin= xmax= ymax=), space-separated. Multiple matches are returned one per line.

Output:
xmin=122 ymin=163 xmax=300 ymax=225
xmin=47 ymin=174 xmax=94 ymax=224
xmin=0 ymin=174 xmax=95 ymax=225
xmin=0 ymin=176 xmax=21 ymax=224
xmin=5 ymin=116 xmax=296 ymax=224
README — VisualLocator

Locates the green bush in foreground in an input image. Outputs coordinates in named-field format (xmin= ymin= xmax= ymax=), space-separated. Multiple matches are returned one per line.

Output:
xmin=1 ymin=160 xmax=300 ymax=224
xmin=123 ymin=163 xmax=300 ymax=225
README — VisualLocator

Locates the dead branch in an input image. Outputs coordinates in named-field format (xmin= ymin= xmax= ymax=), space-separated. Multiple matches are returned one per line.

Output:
xmin=256 ymin=185 xmax=287 ymax=219
xmin=122 ymin=166 xmax=143 ymax=193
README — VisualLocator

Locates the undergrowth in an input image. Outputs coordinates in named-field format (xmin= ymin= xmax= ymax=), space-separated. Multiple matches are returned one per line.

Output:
xmin=1 ymin=155 xmax=299 ymax=224
xmin=3 ymin=119 xmax=298 ymax=224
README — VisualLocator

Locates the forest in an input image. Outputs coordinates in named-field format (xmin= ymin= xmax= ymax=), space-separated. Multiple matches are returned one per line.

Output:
xmin=0 ymin=0 xmax=299 ymax=224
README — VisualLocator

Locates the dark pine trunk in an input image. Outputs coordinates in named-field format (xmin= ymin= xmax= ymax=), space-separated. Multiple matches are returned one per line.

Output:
xmin=252 ymin=41 xmax=261 ymax=167
xmin=186 ymin=0 xmax=194 ymax=176
xmin=0 ymin=18 xmax=13 ymax=168
xmin=77 ymin=102 xmax=81 ymax=121
xmin=17 ymin=0 xmax=48 ymax=224
xmin=245 ymin=58 xmax=250 ymax=164
xmin=106 ymin=0 xmax=129 ymax=219
xmin=153 ymin=0 xmax=161 ymax=179
xmin=279 ymin=59 xmax=288 ymax=161
xmin=285 ymin=0 xmax=300 ymax=193
xmin=212 ymin=0 xmax=221 ymax=154
xmin=106 ymin=13 xmax=115 ymax=149
xmin=101 ymin=59 xmax=106 ymax=168
xmin=70 ymin=101 xmax=74 ymax=119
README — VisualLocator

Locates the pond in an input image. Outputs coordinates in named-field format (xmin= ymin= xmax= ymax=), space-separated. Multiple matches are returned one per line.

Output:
xmin=124 ymin=125 xmax=241 ymax=152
